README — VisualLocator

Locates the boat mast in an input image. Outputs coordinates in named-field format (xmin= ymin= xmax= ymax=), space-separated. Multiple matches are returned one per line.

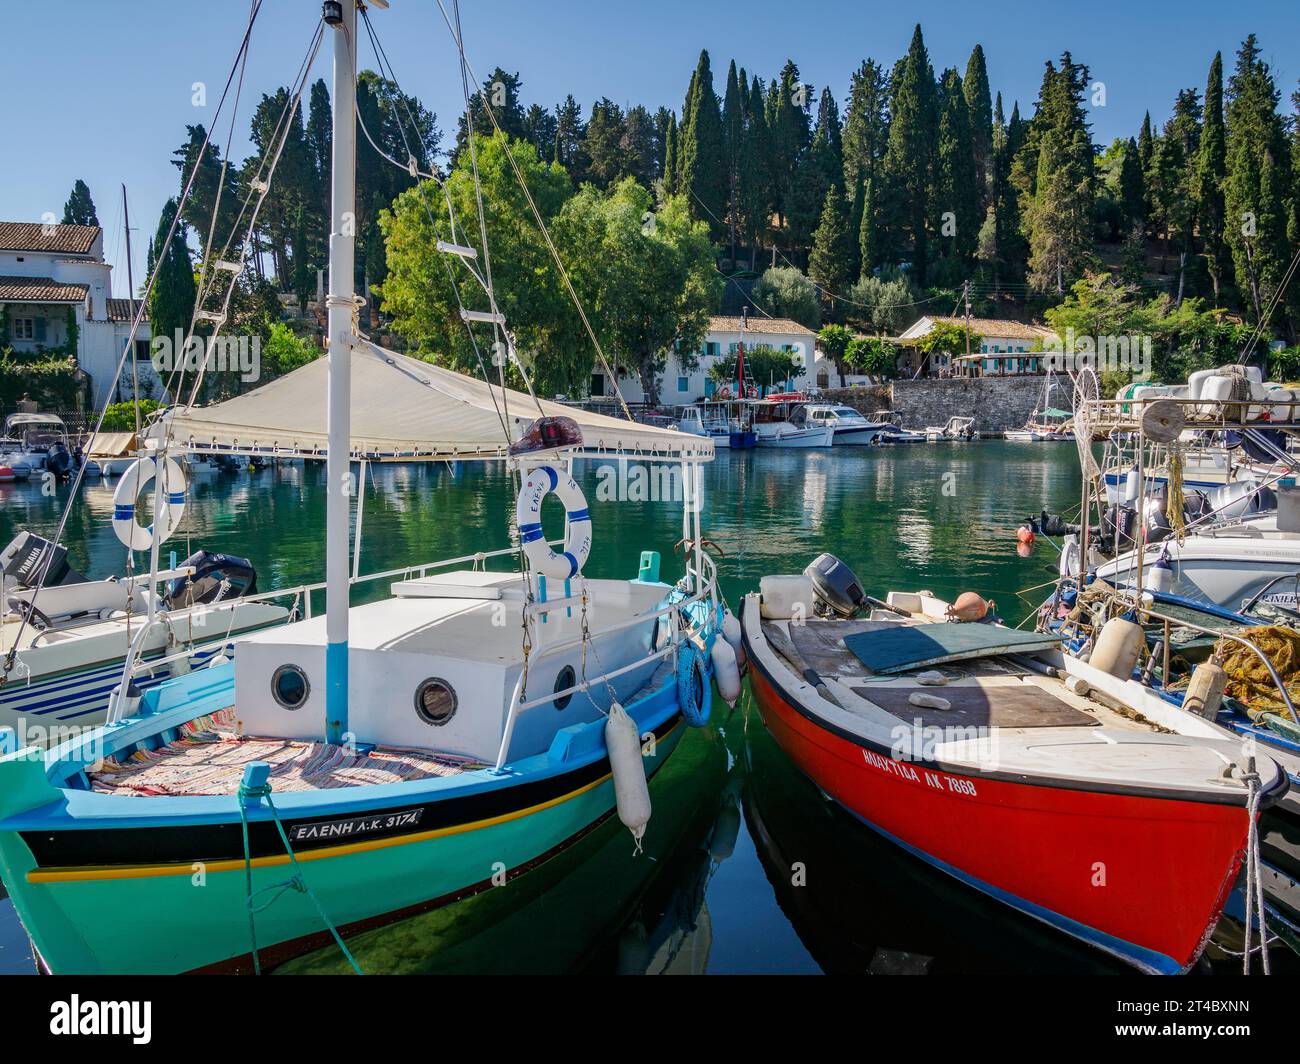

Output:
xmin=324 ymin=0 xmax=357 ymax=744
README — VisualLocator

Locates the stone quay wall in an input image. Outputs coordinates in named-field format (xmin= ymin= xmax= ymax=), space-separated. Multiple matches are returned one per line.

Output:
xmin=822 ymin=376 xmax=1048 ymax=434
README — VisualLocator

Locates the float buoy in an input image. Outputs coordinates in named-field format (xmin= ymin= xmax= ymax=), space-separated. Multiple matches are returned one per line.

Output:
xmin=1016 ymin=524 xmax=1035 ymax=546
xmin=515 ymin=465 xmax=592 ymax=579
xmin=721 ymin=609 xmax=745 ymax=669
xmin=112 ymin=455 xmax=187 ymax=551
xmin=605 ymin=701 xmax=651 ymax=851
xmin=711 ymin=638 xmax=741 ymax=706
xmin=946 ymin=592 xmax=991 ymax=622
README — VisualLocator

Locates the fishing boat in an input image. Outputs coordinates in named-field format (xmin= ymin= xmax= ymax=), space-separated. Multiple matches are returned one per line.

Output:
xmin=672 ymin=400 xmax=756 ymax=449
xmin=0 ymin=0 xmax=730 ymax=975
xmin=742 ymin=553 xmax=1286 ymax=973
xmin=791 ymin=403 xmax=888 ymax=446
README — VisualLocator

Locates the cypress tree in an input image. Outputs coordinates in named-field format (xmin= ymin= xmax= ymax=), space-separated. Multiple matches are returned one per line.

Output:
xmin=1224 ymin=34 xmax=1290 ymax=323
xmin=809 ymin=183 xmax=852 ymax=312
xmin=554 ymin=95 xmax=586 ymax=179
xmin=61 ymin=180 xmax=98 ymax=227
xmin=1137 ymin=111 xmax=1155 ymax=230
xmin=769 ymin=60 xmax=811 ymax=231
xmin=963 ymin=45 xmax=994 ymax=209
xmin=843 ymin=59 xmax=890 ymax=194
xmin=882 ymin=25 xmax=938 ymax=284
xmin=937 ymin=68 xmax=980 ymax=266
xmin=1118 ymin=136 xmax=1145 ymax=232
xmin=679 ymin=50 xmax=727 ymax=237
xmin=1197 ymin=52 xmax=1231 ymax=302
xmin=148 ymin=198 xmax=197 ymax=349
xmin=858 ymin=176 xmax=876 ymax=277
xmin=740 ymin=77 xmax=771 ymax=265
xmin=722 ymin=60 xmax=745 ymax=260
xmin=662 ymin=112 xmax=678 ymax=195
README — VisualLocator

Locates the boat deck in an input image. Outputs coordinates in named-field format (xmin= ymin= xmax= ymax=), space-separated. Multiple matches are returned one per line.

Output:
xmin=88 ymin=709 xmax=484 ymax=796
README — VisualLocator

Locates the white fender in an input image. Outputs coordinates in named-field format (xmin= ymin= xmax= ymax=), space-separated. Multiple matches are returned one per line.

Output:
xmin=722 ymin=609 xmax=745 ymax=668
xmin=515 ymin=465 xmax=592 ymax=579
xmin=711 ymin=638 xmax=741 ymax=705
xmin=112 ymin=456 xmax=186 ymax=552
xmin=606 ymin=701 xmax=651 ymax=850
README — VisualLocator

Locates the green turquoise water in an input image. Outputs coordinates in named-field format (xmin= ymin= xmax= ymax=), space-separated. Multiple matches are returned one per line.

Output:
xmin=0 ymin=443 xmax=1278 ymax=973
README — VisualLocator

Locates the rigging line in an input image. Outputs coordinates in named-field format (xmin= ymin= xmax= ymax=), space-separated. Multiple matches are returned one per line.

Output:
xmin=685 ymin=184 xmax=956 ymax=313
xmin=354 ymin=12 xmax=527 ymax=433
xmin=4 ymin=1 xmax=267 ymax=675
xmin=183 ymin=22 xmax=326 ymax=409
xmin=1237 ymin=245 xmax=1300 ymax=366
xmin=448 ymin=0 xmax=519 ymax=428
xmin=431 ymin=0 xmax=635 ymax=423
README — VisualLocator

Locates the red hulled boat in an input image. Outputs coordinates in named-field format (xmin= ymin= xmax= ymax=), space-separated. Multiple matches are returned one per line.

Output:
xmin=741 ymin=560 xmax=1288 ymax=973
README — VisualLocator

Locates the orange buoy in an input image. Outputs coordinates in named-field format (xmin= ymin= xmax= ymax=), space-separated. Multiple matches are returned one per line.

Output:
xmin=1016 ymin=524 xmax=1035 ymax=545
xmin=946 ymin=592 xmax=991 ymax=622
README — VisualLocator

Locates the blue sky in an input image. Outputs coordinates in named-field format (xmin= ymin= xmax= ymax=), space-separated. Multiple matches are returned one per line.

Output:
xmin=2 ymin=0 xmax=1296 ymax=295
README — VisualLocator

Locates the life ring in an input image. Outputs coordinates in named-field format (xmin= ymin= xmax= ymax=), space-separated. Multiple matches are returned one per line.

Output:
xmin=516 ymin=465 xmax=592 ymax=578
xmin=112 ymin=455 xmax=187 ymax=551
xmin=677 ymin=641 xmax=712 ymax=727
xmin=745 ymin=385 xmax=759 ymax=399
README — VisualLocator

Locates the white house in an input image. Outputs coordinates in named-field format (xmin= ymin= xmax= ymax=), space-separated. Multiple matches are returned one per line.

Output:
xmin=895 ymin=315 xmax=1056 ymax=377
xmin=0 ymin=221 xmax=157 ymax=408
xmin=591 ymin=315 xmax=817 ymax=405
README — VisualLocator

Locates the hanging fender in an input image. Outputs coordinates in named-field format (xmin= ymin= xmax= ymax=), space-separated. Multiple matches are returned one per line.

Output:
xmin=112 ymin=456 xmax=187 ymax=552
xmin=516 ymin=465 xmax=592 ymax=579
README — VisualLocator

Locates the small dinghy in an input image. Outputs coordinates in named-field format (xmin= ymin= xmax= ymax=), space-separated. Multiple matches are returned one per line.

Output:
xmin=742 ymin=553 xmax=1287 ymax=973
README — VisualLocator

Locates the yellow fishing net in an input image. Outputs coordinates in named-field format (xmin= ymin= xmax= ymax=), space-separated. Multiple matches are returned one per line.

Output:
xmin=1214 ymin=625 xmax=1300 ymax=718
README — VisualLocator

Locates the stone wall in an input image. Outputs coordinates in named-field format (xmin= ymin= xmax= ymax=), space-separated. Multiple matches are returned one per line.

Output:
xmin=821 ymin=377 xmax=1047 ymax=433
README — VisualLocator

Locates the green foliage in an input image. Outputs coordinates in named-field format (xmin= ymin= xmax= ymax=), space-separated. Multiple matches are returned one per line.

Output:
xmin=708 ymin=344 xmax=800 ymax=390
xmin=261 ymin=322 xmax=321 ymax=379
xmin=148 ymin=198 xmax=196 ymax=347
xmin=100 ymin=399 xmax=161 ymax=432
xmin=753 ymin=266 xmax=820 ymax=329
xmin=557 ymin=178 xmax=721 ymax=405
xmin=915 ymin=320 xmax=981 ymax=356
xmin=0 ymin=350 xmax=82 ymax=409
xmin=808 ymin=184 xmax=852 ymax=306
xmin=845 ymin=335 xmax=895 ymax=377
xmin=817 ymin=324 xmax=852 ymax=360
xmin=679 ymin=51 xmax=727 ymax=239
xmin=845 ymin=270 xmax=920 ymax=334
xmin=1268 ymin=346 xmax=1300 ymax=383
xmin=882 ymin=25 xmax=938 ymax=284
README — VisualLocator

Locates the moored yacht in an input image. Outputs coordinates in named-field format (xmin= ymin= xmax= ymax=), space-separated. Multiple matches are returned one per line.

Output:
xmin=792 ymin=403 xmax=888 ymax=446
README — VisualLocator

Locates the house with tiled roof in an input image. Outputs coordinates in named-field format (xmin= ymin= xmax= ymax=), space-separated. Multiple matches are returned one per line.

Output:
xmin=894 ymin=315 xmax=1056 ymax=377
xmin=591 ymin=313 xmax=818 ymax=404
xmin=0 ymin=222 xmax=156 ymax=407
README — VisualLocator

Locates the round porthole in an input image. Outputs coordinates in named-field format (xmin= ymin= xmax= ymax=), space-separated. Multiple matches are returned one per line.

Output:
xmin=415 ymin=678 xmax=457 ymax=726
xmin=553 ymin=665 xmax=576 ymax=710
xmin=271 ymin=664 xmax=309 ymax=710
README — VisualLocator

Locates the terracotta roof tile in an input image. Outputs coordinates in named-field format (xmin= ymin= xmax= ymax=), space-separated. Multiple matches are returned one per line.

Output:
xmin=106 ymin=297 xmax=144 ymax=322
xmin=0 ymin=275 xmax=89 ymax=303
xmin=0 ymin=222 xmax=99 ymax=255
xmin=709 ymin=315 xmax=815 ymax=336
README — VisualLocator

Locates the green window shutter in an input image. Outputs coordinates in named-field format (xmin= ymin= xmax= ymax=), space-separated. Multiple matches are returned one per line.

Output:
xmin=34 ymin=316 xmax=47 ymax=342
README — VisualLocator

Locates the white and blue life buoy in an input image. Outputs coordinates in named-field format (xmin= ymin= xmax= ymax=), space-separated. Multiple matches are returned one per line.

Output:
xmin=677 ymin=641 xmax=712 ymax=728
xmin=112 ymin=455 xmax=187 ymax=552
xmin=516 ymin=465 xmax=592 ymax=579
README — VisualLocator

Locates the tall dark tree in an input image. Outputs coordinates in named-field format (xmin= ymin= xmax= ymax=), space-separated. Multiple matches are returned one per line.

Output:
xmin=455 ymin=68 xmax=526 ymax=156
xmin=662 ymin=111 xmax=678 ymax=195
xmin=679 ymin=50 xmax=727 ymax=237
xmin=523 ymin=103 xmax=558 ymax=163
xmin=963 ymin=45 xmax=994 ymax=209
xmin=936 ymin=68 xmax=980 ymax=267
xmin=61 ymin=180 xmax=98 ymax=227
xmin=882 ymin=25 xmax=938 ymax=283
xmin=721 ymin=59 xmax=745 ymax=260
xmin=1224 ymin=34 xmax=1290 ymax=323
xmin=622 ymin=105 xmax=660 ymax=190
xmin=1136 ymin=111 xmax=1156 ymax=229
xmin=171 ymin=124 xmax=240 ymax=254
xmin=809 ymin=183 xmax=852 ymax=313
xmin=553 ymin=95 xmax=586 ymax=180
xmin=148 ymin=199 xmax=197 ymax=347
xmin=582 ymin=98 xmax=629 ymax=189
xmin=1196 ymin=52 xmax=1230 ymax=302
xmin=789 ymin=88 xmax=843 ymax=254
xmin=304 ymin=78 xmax=332 ymax=258
xmin=843 ymin=58 xmax=890 ymax=195
xmin=739 ymin=77 xmax=771 ymax=263
xmin=768 ymin=60 xmax=812 ymax=232
xmin=1118 ymin=136 xmax=1145 ymax=233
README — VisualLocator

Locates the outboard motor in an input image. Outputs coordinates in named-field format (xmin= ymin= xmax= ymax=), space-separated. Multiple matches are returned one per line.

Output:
xmin=45 ymin=441 xmax=73 ymax=479
xmin=212 ymin=454 xmax=242 ymax=474
xmin=803 ymin=552 xmax=868 ymax=618
xmin=1099 ymin=504 xmax=1138 ymax=554
xmin=164 ymin=550 xmax=258 ymax=610
xmin=1035 ymin=510 xmax=1081 ymax=537
xmin=0 ymin=531 xmax=86 ymax=588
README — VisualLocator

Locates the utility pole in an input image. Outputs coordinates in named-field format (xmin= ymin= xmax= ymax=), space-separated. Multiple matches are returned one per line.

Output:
xmin=122 ymin=184 xmax=138 ymax=425
xmin=963 ymin=278 xmax=972 ymax=378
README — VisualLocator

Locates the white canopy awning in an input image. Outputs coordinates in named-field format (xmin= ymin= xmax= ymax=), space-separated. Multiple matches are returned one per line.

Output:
xmin=154 ymin=341 xmax=712 ymax=462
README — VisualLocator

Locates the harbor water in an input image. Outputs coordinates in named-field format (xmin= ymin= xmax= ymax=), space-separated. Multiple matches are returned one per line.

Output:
xmin=0 ymin=442 xmax=1280 ymax=974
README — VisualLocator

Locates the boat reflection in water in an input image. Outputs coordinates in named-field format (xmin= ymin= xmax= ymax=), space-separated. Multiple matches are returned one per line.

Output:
xmin=277 ymin=705 xmax=739 ymax=975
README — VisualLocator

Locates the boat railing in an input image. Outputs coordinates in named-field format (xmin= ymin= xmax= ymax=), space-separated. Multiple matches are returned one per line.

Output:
xmin=491 ymin=549 xmax=721 ymax=770
xmin=1113 ymin=596 xmax=1300 ymax=725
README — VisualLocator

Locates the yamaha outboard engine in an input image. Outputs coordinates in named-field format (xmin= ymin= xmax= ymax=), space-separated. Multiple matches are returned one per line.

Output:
xmin=804 ymin=552 xmax=868 ymax=618
xmin=0 ymin=531 xmax=86 ymax=588
xmin=164 ymin=550 xmax=258 ymax=610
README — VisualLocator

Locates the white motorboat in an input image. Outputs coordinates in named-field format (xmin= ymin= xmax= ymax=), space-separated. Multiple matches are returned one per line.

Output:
xmin=791 ymin=403 xmax=888 ymax=446
xmin=924 ymin=415 xmax=978 ymax=442
xmin=864 ymin=410 xmax=925 ymax=443
xmin=750 ymin=396 xmax=833 ymax=448
xmin=0 ymin=413 xmax=75 ymax=479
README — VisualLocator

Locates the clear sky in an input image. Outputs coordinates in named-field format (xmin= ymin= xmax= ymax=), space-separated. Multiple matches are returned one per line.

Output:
xmin=2 ymin=0 xmax=1296 ymax=296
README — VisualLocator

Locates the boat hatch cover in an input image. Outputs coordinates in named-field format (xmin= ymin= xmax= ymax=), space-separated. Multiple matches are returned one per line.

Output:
xmin=844 ymin=624 xmax=1060 ymax=674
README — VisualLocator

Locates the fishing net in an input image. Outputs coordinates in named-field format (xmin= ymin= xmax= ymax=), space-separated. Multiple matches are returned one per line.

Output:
xmin=1215 ymin=625 xmax=1300 ymax=719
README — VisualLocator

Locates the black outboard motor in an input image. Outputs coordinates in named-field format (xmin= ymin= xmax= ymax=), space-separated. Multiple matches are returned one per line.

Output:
xmin=212 ymin=454 xmax=241 ymax=474
xmin=0 ymin=531 xmax=86 ymax=588
xmin=1099 ymin=503 xmax=1139 ymax=554
xmin=1034 ymin=510 xmax=1081 ymax=537
xmin=164 ymin=550 xmax=258 ymax=610
xmin=45 ymin=441 xmax=73 ymax=479
xmin=804 ymin=552 xmax=868 ymax=618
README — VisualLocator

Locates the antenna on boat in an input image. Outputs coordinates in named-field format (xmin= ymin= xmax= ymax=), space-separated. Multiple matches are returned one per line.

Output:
xmin=122 ymin=184 xmax=140 ymax=438
xmin=323 ymin=0 xmax=359 ymax=744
